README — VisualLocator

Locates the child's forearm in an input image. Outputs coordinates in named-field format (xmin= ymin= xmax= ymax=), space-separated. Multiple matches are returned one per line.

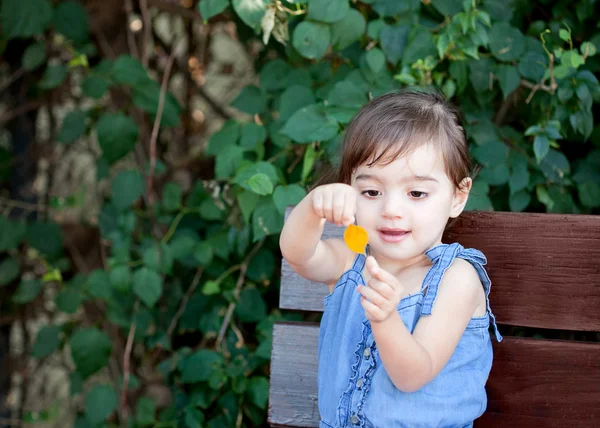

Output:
xmin=279 ymin=193 xmax=326 ymax=266
xmin=370 ymin=312 xmax=433 ymax=393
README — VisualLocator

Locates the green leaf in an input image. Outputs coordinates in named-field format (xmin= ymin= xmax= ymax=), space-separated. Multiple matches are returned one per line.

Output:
xmin=472 ymin=140 xmax=509 ymax=166
xmin=331 ymin=8 xmax=366 ymax=50
xmin=247 ymin=248 xmax=275 ymax=282
xmin=231 ymin=85 xmax=266 ymax=115
xmin=184 ymin=406 xmax=205 ymax=427
xmin=162 ymin=182 xmax=182 ymax=212
xmin=181 ymin=350 xmax=224 ymax=383
xmin=380 ymin=24 xmax=410 ymax=65
xmin=570 ymin=110 xmax=593 ymax=139
xmin=449 ymin=61 xmax=468 ymax=93
xmin=110 ymin=265 xmax=131 ymax=292
xmin=199 ymin=198 xmax=225 ymax=220
xmin=281 ymin=105 xmax=338 ymax=143
xmin=327 ymin=81 xmax=368 ymax=108
xmin=87 ymin=270 xmax=111 ymax=300
xmin=26 ymin=221 xmax=63 ymax=257
xmin=468 ymin=58 xmax=494 ymax=92
xmin=580 ymin=41 xmax=597 ymax=57
xmin=111 ymin=55 xmax=148 ymax=86
xmin=518 ymin=52 xmax=547 ymax=82
xmin=85 ymin=384 xmax=117 ymax=425
xmin=143 ymin=243 xmax=173 ymax=274
xmin=32 ymin=325 xmax=61 ymax=358
xmin=215 ymin=145 xmax=245 ymax=179
xmin=402 ymin=28 xmax=437 ymax=64
xmin=58 ymin=110 xmax=87 ymax=144
xmin=432 ymin=0 xmax=462 ymax=16
xmin=112 ymin=170 xmax=144 ymax=210
xmin=237 ymin=190 xmax=260 ymax=224
xmin=259 ymin=60 xmax=290 ymax=92
xmin=536 ymin=185 xmax=554 ymax=210
xmin=479 ymin=163 xmax=510 ymax=185
xmin=578 ymin=182 xmax=600 ymax=208
xmin=442 ymin=79 xmax=456 ymax=99
xmin=273 ymin=185 xmax=306 ymax=214
xmin=52 ymin=1 xmax=90 ymax=45
xmin=194 ymin=241 xmax=214 ymax=265
xmin=82 ymin=74 xmax=111 ymax=99
xmin=207 ymin=121 xmax=241 ymax=155
xmin=202 ymin=280 xmax=220 ymax=296
xmin=307 ymin=0 xmax=349 ymax=23
xmin=199 ymin=0 xmax=229 ymax=21
xmin=39 ymin=65 xmax=68 ymax=90
xmin=232 ymin=0 xmax=267 ymax=32
xmin=489 ymin=23 xmax=525 ymax=62
xmin=561 ymin=51 xmax=585 ymax=69
xmin=509 ymin=162 xmax=529 ymax=194
xmin=240 ymin=123 xmax=267 ymax=149
xmin=0 ymin=257 xmax=20 ymax=287
xmin=509 ymin=190 xmax=531 ymax=212
xmin=12 ymin=279 xmax=42 ymax=303
xmin=482 ymin=0 xmax=514 ymax=22
xmin=1 ymin=0 xmax=52 ymax=38
xmin=278 ymin=85 xmax=316 ymax=122
xmin=22 ymin=42 xmax=46 ymax=71
xmin=302 ymin=144 xmax=319 ymax=181
xmin=371 ymin=0 xmax=418 ymax=17
xmin=235 ymin=288 xmax=267 ymax=321
xmin=247 ymin=376 xmax=269 ymax=409
xmin=465 ymin=180 xmax=493 ymax=211
xmin=0 ymin=217 xmax=26 ymax=251
xmin=97 ymin=113 xmax=139 ymax=165
xmin=56 ymin=289 xmax=83 ymax=314
xmin=135 ymin=396 xmax=156 ymax=426
xmin=248 ymin=173 xmax=274 ymax=196
xmin=496 ymin=65 xmax=520 ymax=99
xmin=70 ymin=328 xmax=112 ymax=379
xmin=539 ymin=149 xmax=570 ymax=182
xmin=133 ymin=267 xmax=163 ymax=308
xmin=133 ymin=80 xmax=182 ymax=127
xmin=234 ymin=162 xmax=280 ymax=191
xmin=292 ymin=21 xmax=331 ymax=60
xmin=367 ymin=19 xmax=385 ymax=40
xmin=559 ymin=29 xmax=570 ymax=42
xmin=252 ymin=197 xmax=283 ymax=241
xmin=365 ymin=48 xmax=386 ymax=74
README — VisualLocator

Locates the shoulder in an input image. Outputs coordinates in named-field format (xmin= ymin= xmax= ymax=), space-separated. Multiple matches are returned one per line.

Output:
xmin=437 ymin=257 xmax=483 ymax=304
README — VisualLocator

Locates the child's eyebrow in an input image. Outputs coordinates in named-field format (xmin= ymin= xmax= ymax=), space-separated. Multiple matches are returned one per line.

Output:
xmin=355 ymin=174 xmax=439 ymax=184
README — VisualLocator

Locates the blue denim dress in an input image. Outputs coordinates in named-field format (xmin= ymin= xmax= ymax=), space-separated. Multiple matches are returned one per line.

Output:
xmin=317 ymin=243 xmax=503 ymax=428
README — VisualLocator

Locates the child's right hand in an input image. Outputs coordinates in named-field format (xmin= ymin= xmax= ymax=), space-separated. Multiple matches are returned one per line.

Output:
xmin=310 ymin=183 xmax=357 ymax=227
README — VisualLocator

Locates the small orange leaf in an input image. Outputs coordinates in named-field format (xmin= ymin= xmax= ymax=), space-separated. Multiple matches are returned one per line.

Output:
xmin=344 ymin=224 xmax=369 ymax=254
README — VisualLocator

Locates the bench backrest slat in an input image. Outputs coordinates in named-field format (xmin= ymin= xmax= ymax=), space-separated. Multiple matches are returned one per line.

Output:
xmin=280 ymin=210 xmax=600 ymax=332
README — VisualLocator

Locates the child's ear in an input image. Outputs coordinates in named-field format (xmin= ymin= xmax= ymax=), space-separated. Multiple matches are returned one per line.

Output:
xmin=450 ymin=177 xmax=472 ymax=218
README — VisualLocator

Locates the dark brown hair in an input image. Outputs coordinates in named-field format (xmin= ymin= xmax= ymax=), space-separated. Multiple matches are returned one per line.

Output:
xmin=333 ymin=90 xmax=472 ymax=190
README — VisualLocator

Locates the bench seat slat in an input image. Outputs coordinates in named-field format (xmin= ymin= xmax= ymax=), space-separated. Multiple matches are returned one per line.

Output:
xmin=280 ymin=210 xmax=600 ymax=332
xmin=268 ymin=322 xmax=600 ymax=427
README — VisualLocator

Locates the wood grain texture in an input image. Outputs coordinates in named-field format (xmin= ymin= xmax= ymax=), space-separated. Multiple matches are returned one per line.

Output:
xmin=280 ymin=209 xmax=600 ymax=331
xmin=268 ymin=322 xmax=600 ymax=427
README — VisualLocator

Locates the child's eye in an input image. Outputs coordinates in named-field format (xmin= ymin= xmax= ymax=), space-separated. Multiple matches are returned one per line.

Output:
xmin=362 ymin=190 xmax=381 ymax=198
xmin=409 ymin=191 xmax=428 ymax=199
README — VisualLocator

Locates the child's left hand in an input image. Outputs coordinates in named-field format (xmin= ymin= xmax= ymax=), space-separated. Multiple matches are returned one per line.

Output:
xmin=357 ymin=256 xmax=405 ymax=323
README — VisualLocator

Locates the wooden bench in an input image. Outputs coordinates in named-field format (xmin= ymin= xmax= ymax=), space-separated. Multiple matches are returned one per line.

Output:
xmin=268 ymin=210 xmax=600 ymax=427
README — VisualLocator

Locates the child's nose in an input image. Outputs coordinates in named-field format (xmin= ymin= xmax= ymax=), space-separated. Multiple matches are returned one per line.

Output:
xmin=381 ymin=195 xmax=404 ymax=218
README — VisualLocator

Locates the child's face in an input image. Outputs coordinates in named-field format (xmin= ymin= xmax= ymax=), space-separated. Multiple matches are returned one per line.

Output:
xmin=351 ymin=143 xmax=470 ymax=264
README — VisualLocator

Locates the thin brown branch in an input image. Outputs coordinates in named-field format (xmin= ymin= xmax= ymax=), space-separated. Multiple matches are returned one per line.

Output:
xmin=121 ymin=300 xmax=139 ymax=421
xmin=0 ymin=197 xmax=52 ymax=213
xmin=166 ymin=268 xmax=204 ymax=338
xmin=147 ymin=50 xmax=176 ymax=208
xmin=140 ymin=0 xmax=152 ymax=68
xmin=215 ymin=240 xmax=264 ymax=354
xmin=124 ymin=0 xmax=141 ymax=59
xmin=17 ymin=313 xmax=30 ymax=423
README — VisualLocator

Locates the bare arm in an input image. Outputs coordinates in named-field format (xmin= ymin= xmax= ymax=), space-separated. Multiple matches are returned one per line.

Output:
xmin=279 ymin=184 xmax=357 ymax=286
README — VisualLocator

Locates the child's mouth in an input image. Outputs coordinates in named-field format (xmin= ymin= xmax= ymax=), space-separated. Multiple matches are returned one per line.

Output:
xmin=378 ymin=228 xmax=410 ymax=243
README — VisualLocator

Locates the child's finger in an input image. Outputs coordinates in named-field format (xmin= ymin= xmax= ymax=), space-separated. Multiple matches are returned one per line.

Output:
xmin=342 ymin=191 xmax=356 ymax=226
xmin=360 ymin=296 xmax=384 ymax=320
xmin=312 ymin=191 xmax=324 ymax=218
xmin=357 ymin=285 xmax=386 ymax=307
xmin=367 ymin=278 xmax=395 ymax=299
xmin=322 ymin=190 xmax=334 ymax=222
xmin=366 ymin=256 xmax=401 ymax=290
xmin=332 ymin=191 xmax=345 ymax=225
